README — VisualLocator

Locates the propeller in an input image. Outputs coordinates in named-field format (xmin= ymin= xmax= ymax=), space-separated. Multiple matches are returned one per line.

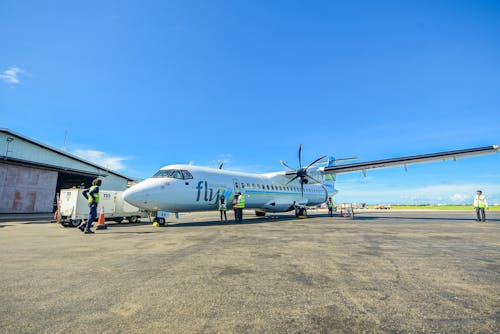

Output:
xmin=281 ymin=144 xmax=326 ymax=198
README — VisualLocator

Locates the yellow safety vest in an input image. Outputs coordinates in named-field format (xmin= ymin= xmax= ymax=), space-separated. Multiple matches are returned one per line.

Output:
xmin=88 ymin=185 xmax=100 ymax=204
xmin=475 ymin=195 xmax=486 ymax=208
xmin=237 ymin=195 xmax=245 ymax=208
xmin=327 ymin=201 xmax=333 ymax=208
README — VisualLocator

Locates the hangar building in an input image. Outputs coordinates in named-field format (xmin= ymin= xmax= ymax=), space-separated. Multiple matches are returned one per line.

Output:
xmin=0 ymin=128 xmax=133 ymax=214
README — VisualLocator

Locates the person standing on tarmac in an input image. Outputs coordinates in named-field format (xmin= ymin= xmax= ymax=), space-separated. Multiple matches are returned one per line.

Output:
xmin=237 ymin=192 xmax=245 ymax=223
xmin=79 ymin=179 xmax=102 ymax=234
xmin=218 ymin=195 xmax=228 ymax=223
xmin=232 ymin=194 xmax=239 ymax=222
xmin=473 ymin=190 xmax=488 ymax=222
xmin=327 ymin=197 xmax=334 ymax=217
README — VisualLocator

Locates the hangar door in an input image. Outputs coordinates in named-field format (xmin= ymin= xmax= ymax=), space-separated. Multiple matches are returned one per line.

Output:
xmin=0 ymin=163 xmax=58 ymax=213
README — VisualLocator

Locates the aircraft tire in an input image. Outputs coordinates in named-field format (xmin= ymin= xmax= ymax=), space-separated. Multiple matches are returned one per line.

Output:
xmin=255 ymin=211 xmax=266 ymax=217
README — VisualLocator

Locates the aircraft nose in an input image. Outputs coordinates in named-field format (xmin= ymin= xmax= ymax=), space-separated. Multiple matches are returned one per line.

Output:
xmin=123 ymin=179 xmax=162 ymax=210
xmin=123 ymin=187 xmax=143 ymax=207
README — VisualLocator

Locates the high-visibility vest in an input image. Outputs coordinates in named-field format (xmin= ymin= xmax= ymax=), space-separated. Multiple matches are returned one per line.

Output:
xmin=327 ymin=201 xmax=333 ymax=208
xmin=88 ymin=185 xmax=100 ymax=204
xmin=474 ymin=195 xmax=487 ymax=208
xmin=237 ymin=195 xmax=245 ymax=208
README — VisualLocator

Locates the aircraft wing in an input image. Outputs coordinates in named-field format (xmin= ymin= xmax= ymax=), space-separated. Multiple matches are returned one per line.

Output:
xmin=323 ymin=145 xmax=499 ymax=175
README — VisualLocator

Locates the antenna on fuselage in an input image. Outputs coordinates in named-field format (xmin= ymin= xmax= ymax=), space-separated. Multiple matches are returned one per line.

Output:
xmin=218 ymin=160 xmax=224 ymax=169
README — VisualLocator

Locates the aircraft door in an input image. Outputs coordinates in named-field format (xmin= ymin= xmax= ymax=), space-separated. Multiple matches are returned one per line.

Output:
xmin=233 ymin=178 xmax=240 ymax=193
xmin=232 ymin=178 xmax=246 ymax=194
xmin=232 ymin=178 xmax=244 ymax=205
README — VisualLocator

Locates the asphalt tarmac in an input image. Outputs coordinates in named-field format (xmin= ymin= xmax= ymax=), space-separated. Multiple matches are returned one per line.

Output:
xmin=0 ymin=210 xmax=498 ymax=333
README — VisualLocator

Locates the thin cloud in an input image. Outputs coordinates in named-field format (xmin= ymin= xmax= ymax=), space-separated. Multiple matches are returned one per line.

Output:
xmin=0 ymin=66 xmax=24 ymax=84
xmin=336 ymin=183 xmax=500 ymax=204
xmin=73 ymin=149 xmax=128 ymax=171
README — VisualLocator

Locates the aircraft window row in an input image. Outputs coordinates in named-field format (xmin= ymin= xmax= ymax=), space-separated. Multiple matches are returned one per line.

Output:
xmin=152 ymin=169 xmax=193 ymax=179
xmin=234 ymin=182 xmax=323 ymax=193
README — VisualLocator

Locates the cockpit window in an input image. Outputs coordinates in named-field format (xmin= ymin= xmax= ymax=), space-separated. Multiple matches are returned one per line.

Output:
xmin=153 ymin=169 xmax=186 ymax=179
xmin=182 ymin=170 xmax=193 ymax=179
xmin=170 ymin=170 xmax=183 ymax=179
xmin=153 ymin=170 xmax=173 ymax=178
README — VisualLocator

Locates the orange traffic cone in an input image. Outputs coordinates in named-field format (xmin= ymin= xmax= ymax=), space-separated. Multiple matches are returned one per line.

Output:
xmin=96 ymin=206 xmax=107 ymax=230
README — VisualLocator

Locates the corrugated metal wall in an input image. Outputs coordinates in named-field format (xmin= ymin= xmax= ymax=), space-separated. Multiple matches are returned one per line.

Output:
xmin=0 ymin=164 xmax=57 ymax=213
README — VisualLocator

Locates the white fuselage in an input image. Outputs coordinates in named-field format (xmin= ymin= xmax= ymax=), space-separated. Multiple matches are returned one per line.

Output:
xmin=123 ymin=164 xmax=335 ymax=213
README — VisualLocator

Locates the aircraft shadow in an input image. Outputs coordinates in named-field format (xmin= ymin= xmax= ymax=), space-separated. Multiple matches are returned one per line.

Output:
xmin=96 ymin=213 xmax=498 ymax=229
xmin=166 ymin=215 xmax=296 ymax=228
xmin=107 ymin=221 xmax=153 ymax=228
xmin=103 ymin=231 xmax=156 ymax=234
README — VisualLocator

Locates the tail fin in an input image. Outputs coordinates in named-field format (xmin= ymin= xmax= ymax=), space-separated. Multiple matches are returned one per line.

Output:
xmin=323 ymin=156 xmax=337 ymax=195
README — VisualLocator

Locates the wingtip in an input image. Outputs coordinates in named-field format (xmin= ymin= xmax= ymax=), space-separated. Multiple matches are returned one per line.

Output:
xmin=493 ymin=145 xmax=499 ymax=150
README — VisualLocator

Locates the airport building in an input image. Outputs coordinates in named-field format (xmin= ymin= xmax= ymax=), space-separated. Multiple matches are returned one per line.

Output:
xmin=0 ymin=128 xmax=133 ymax=214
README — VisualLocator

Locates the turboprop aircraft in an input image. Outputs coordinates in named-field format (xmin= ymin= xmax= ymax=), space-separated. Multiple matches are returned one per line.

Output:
xmin=123 ymin=145 xmax=499 ymax=220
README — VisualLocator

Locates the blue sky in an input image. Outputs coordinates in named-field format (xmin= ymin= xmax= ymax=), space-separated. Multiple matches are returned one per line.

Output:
xmin=1 ymin=0 xmax=499 ymax=204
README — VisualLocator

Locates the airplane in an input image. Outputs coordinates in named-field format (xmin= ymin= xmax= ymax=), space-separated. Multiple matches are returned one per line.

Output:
xmin=123 ymin=145 xmax=499 ymax=224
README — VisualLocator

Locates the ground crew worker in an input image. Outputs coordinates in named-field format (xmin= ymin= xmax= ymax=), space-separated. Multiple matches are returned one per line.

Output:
xmin=327 ymin=197 xmax=334 ymax=217
xmin=236 ymin=192 xmax=245 ymax=223
xmin=79 ymin=179 xmax=102 ymax=234
xmin=473 ymin=190 xmax=488 ymax=222
xmin=218 ymin=195 xmax=228 ymax=223
xmin=232 ymin=194 xmax=239 ymax=222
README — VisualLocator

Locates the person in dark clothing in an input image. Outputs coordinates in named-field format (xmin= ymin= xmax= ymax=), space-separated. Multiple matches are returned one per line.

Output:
xmin=232 ymin=194 xmax=239 ymax=222
xmin=218 ymin=195 xmax=228 ymax=223
xmin=79 ymin=179 xmax=102 ymax=234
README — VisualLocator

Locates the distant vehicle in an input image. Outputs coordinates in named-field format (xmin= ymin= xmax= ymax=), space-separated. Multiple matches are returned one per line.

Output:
xmin=123 ymin=145 xmax=499 ymax=222
xmin=374 ymin=205 xmax=391 ymax=210
xmin=58 ymin=188 xmax=148 ymax=227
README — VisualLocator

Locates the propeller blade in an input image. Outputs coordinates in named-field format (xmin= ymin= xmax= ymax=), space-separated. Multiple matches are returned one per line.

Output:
xmin=308 ymin=158 xmax=329 ymax=166
xmin=218 ymin=160 xmax=224 ymax=169
xmin=305 ymin=155 xmax=327 ymax=170
xmin=280 ymin=160 xmax=295 ymax=171
xmin=300 ymin=181 xmax=304 ymax=198
xmin=298 ymin=144 xmax=302 ymax=168
xmin=308 ymin=175 xmax=324 ymax=184
xmin=286 ymin=175 xmax=299 ymax=185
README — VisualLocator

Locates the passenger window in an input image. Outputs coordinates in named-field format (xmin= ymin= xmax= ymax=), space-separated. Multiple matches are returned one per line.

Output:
xmin=266 ymin=185 xmax=270 ymax=190
xmin=182 ymin=170 xmax=193 ymax=179
xmin=252 ymin=183 xmax=256 ymax=188
xmin=235 ymin=182 xmax=239 ymax=188
xmin=242 ymin=183 xmax=245 ymax=188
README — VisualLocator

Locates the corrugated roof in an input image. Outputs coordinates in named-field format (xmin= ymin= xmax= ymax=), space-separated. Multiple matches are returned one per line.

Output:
xmin=0 ymin=128 xmax=133 ymax=181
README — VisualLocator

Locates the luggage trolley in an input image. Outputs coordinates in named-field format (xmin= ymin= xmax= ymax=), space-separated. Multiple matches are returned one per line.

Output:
xmin=339 ymin=203 xmax=355 ymax=219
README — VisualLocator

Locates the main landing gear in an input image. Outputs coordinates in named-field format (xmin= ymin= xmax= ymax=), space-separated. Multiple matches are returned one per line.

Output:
xmin=295 ymin=207 xmax=307 ymax=218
